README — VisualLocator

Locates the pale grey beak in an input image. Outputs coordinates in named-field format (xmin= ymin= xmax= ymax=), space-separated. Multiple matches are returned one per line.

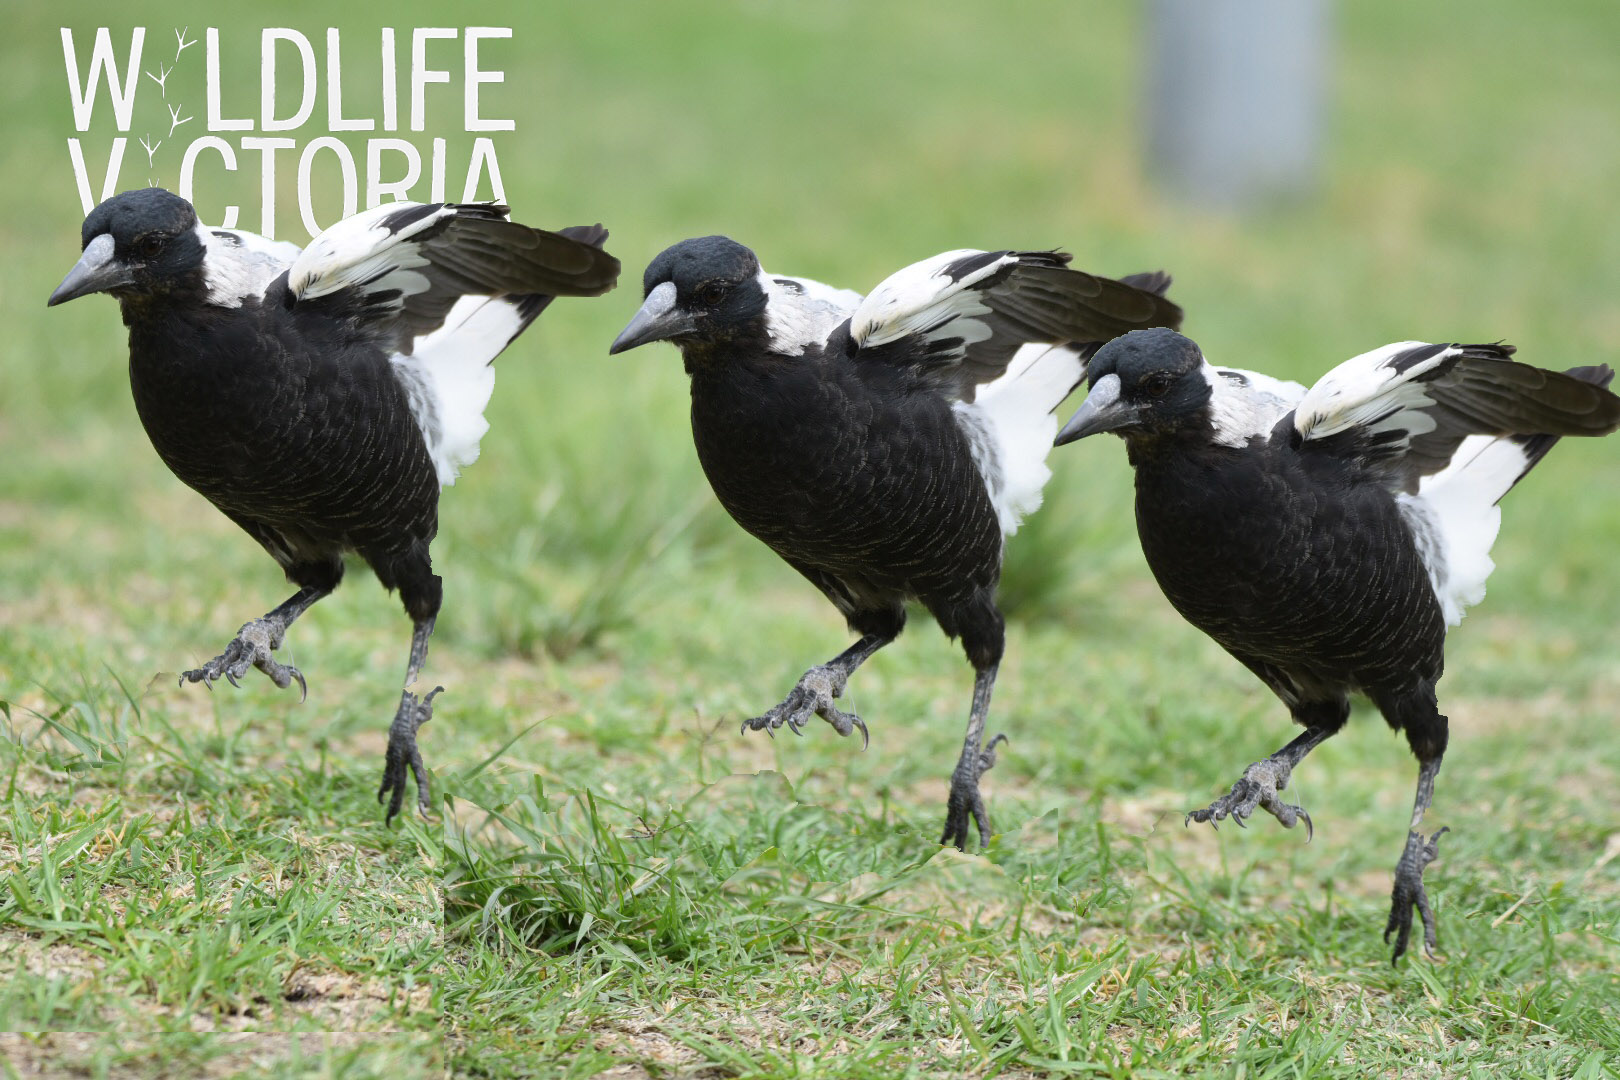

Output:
xmin=608 ymin=281 xmax=695 ymax=354
xmin=48 ymin=234 xmax=133 ymax=307
xmin=1055 ymin=374 xmax=1141 ymax=445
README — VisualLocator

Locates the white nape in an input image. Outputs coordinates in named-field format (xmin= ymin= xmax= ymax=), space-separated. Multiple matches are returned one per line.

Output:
xmin=197 ymin=224 xmax=300 ymax=308
xmin=757 ymin=269 xmax=862 ymax=355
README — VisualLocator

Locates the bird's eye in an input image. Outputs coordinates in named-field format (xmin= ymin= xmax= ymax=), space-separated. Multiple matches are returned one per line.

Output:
xmin=137 ymin=235 xmax=165 ymax=259
xmin=1144 ymin=374 xmax=1174 ymax=398
xmin=697 ymin=282 xmax=727 ymax=306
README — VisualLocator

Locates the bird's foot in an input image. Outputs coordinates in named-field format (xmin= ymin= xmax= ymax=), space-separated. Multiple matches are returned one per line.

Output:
xmin=740 ymin=665 xmax=868 ymax=747
xmin=1385 ymin=826 xmax=1448 ymax=963
xmin=1185 ymin=756 xmax=1313 ymax=838
xmin=379 ymin=685 xmax=443 ymax=823
xmin=939 ymin=733 xmax=1008 ymax=851
xmin=179 ymin=616 xmax=307 ymax=700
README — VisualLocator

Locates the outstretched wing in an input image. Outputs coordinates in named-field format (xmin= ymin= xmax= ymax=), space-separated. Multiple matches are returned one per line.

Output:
xmin=846 ymin=249 xmax=1182 ymax=401
xmin=1293 ymin=341 xmax=1620 ymax=492
xmin=288 ymin=202 xmax=620 ymax=355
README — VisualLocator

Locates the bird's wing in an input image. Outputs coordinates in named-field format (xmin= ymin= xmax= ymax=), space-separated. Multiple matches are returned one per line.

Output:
xmin=847 ymin=249 xmax=1182 ymax=402
xmin=287 ymin=202 xmax=620 ymax=354
xmin=1293 ymin=341 xmax=1620 ymax=492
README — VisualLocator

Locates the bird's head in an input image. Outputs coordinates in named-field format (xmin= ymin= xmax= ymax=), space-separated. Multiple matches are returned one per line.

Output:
xmin=608 ymin=236 xmax=770 ymax=360
xmin=1055 ymin=328 xmax=1213 ymax=447
xmin=48 ymin=188 xmax=205 ymax=308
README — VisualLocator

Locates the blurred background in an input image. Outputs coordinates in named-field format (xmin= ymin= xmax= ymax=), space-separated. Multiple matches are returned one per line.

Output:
xmin=2 ymin=0 xmax=1617 ymax=1070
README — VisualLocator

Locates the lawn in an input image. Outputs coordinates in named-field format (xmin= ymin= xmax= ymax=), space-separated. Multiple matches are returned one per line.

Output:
xmin=2 ymin=2 xmax=1618 ymax=1078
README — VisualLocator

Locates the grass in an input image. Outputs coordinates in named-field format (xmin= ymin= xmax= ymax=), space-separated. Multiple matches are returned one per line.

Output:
xmin=3 ymin=0 xmax=1619 ymax=1076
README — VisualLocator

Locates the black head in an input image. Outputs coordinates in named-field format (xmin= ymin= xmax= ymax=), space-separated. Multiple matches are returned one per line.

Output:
xmin=48 ymin=187 xmax=205 ymax=307
xmin=1054 ymin=328 xmax=1213 ymax=445
xmin=608 ymin=236 xmax=769 ymax=356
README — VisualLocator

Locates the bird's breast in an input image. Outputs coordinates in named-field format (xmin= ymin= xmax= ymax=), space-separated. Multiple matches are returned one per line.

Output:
xmin=688 ymin=361 xmax=1002 ymax=592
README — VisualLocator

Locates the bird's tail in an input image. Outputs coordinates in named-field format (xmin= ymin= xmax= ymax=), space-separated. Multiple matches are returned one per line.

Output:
xmin=1411 ymin=363 xmax=1615 ymax=624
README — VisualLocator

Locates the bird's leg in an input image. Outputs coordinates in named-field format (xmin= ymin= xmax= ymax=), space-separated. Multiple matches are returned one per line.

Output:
xmin=1186 ymin=724 xmax=1335 ymax=837
xmin=180 ymin=584 xmax=330 ymax=698
xmin=741 ymin=632 xmax=892 ymax=744
xmin=379 ymin=615 xmax=441 ymax=823
xmin=940 ymin=662 xmax=1003 ymax=851
xmin=1385 ymin=754 xmax=1447 ymax=963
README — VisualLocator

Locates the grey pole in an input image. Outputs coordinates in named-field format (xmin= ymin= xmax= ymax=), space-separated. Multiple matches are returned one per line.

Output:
xmin=1146 ymin=0 xmax=1330 ymax=209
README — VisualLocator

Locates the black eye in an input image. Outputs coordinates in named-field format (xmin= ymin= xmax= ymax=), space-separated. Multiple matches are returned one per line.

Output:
xmin=137 ymin=235 xmax=165 ymax=259
xmin=697 ymin=282 xmax=727 ymax=306
xmin=1144 ymin=373 xmax=1174 ymax=398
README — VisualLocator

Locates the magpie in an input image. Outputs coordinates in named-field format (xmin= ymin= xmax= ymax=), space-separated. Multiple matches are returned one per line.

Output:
xmin=1054 ymin=327 xmax=1620 ymax=960
xmin=608 ymin=236 xmax=1182 ymax=848
xmin=47 ymin=187 xmax=620 ymax=821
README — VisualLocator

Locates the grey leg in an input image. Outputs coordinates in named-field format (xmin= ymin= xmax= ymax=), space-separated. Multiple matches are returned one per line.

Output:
xmin=1385 ymin=754 xmax=1447 ymax=963
xmin=379 ymin=616 xmax=441 ymax=823
xmin=940 ymin=662 xmax=1005 ymax=851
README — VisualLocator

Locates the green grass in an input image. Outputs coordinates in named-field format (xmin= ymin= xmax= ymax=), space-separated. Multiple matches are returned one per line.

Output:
xmin=3 ymin=1 xmax=1620 ymax=1076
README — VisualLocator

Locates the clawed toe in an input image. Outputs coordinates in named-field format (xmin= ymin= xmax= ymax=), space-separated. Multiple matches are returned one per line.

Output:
xmin=1385 ymin=826 xmax=1447 ymax=963
xmin=939 ymin=781 xmax=992 ymax=851
xmin=1185 ymin=758 xmax=1311 ymax=837
xmin=939 ymin=731 xmax=1005 ymax=851
xmin=179 ymin=617 xmax=306 ymax=699
xmin=740 ymin=666 xmax=867 ymax=745
xmin=379 ymin=685 xmax=442 ymax=823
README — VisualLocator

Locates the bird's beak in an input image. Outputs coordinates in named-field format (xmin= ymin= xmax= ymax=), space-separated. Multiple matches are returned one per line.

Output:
xmin=1055 ymin=374 xmax=1141 ymax=445
xmin=608 ymin=282 xmax=694 ymax=354
xmin=48 ymin=234 xmax=134 ymax=307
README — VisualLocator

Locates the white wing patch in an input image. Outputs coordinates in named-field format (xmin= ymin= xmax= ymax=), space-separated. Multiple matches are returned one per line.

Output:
xmin=757 ymin=269 xmax=862 ymax=355
xmin=954 ymin=343 xmax=1086 ymax=536
xmin=850 ymin=249 xmax=1012 ymax=351
xmin=390 ymin=294 xmax=524 ymax=485
xmin=1400 ymin=432 xmax=1538 ymax=625
xmin=288 ymin=202 xmax=455 ymax=303
xmin=1202 ymin=362 xmax=1307 ymax=447
xmin=196 ymin=224 xmax=300 ymax=308
xmin=1293 ymin=341 xmax=1455 ymax=444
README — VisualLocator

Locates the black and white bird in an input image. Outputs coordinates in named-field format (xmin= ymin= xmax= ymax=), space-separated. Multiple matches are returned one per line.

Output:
xmin=608 ymin=236 xmax=1182 ymax=848
xmin=47 ymin=187 xmax=619 ymax=820
xmin=1054 ymin=328 xmax=1620 ymax=960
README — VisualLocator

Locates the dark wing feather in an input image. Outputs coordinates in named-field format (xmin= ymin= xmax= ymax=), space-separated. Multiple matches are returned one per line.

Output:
xmin=289 ymin=202 xmax=619 ymax=355
xmin=847 ymin=248 xmax=1182 ymax=401
xmin=1295 ymin=341 xmax=1620 ymax=492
